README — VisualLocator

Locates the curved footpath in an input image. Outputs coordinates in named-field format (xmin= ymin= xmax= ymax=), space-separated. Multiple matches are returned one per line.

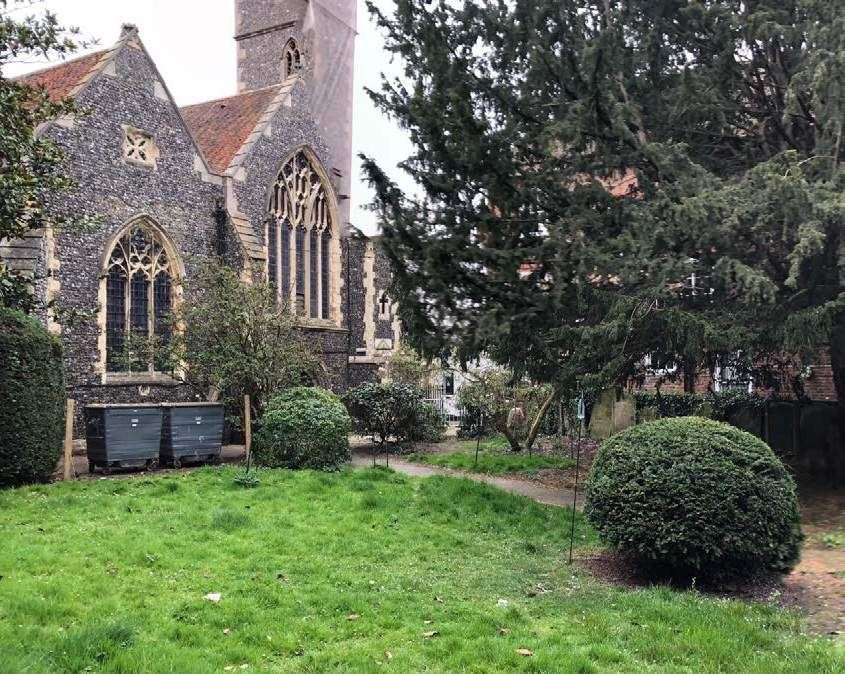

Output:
xmin=350 ymin=451 xmax=583 ymax=509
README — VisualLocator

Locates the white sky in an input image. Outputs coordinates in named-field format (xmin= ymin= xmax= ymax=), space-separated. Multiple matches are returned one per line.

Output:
xmin=3 ymin=0 xmax=414 ymax=236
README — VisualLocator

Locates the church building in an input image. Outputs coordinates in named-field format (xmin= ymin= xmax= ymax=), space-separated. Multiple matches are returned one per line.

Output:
xmin=1 ymin=0 xmax=400 ymax=429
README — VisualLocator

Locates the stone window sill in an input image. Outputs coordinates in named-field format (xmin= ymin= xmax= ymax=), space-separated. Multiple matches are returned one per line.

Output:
xmin=348 ymin=355 xmax=390 ymax=365
xmin=103 ymin=372 xmax=182 ymax=386
xmin=297 ymin=319 xmax=348 ymax=333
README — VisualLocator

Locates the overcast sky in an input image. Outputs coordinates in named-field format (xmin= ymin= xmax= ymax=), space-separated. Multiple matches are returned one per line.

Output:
xmin=4 ymin=0 xmax=413 ymax=236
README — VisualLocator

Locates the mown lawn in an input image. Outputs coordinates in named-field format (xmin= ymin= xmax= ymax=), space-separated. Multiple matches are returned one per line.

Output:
xmin=0 ymin=467 xmax=841 ymax=673
xmin=411 ymin=435 xmax=576 ymax=475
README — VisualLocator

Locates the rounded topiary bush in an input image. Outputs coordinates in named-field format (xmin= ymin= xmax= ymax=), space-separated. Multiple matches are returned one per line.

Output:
xmin=253 ymin=386 xmax=351 ymax=470
xmin=585 ymin=416 xmax=802 ymax=579
xmin=0 ymin=308 xmax=66 ymax=488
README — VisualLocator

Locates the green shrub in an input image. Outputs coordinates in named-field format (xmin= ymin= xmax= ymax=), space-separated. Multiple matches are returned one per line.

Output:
xmin=633 ymin=392 xmax=706 ymax=421
xmin=253 ymin=387 xmax=351 ymax=470
xmin=409 ymin=401 xmax=447 ymax=443
xmin=633 ymin=390 xmax=768 ymax=423
xmin=585 ymin=417 xmax=802 ymax=579
xmin=0 ymin=308 xmax=65 ymax=488
xmin=344 ymin=382 xmax=443 ymax=447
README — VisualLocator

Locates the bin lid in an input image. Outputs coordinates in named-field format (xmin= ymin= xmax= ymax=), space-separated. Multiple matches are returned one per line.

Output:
xmin=160 ymin=402 xmax=224 ymax=408
xmin=85 ymin=403 xmax=162 ymax=409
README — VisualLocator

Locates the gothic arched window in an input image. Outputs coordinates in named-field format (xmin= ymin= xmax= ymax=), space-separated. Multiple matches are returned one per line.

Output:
xmin=282 ymin=39 xmax=303 ymax=79
xmin=104 ymin=221 xmax=178 ymax=373
xmin=267 ymin=149 xmax=336 ymax=321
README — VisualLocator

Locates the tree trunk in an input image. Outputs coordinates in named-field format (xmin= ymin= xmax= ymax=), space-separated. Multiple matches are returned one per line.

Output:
xmin=525 ymin=388 xmax=559 ymax=452
xmin=501 ymin=426 xmax=522 ymax=452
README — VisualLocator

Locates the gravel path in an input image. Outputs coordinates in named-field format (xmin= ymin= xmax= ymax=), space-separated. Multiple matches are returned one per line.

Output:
xmin=351 ymin=451 xmax=582 ymax=509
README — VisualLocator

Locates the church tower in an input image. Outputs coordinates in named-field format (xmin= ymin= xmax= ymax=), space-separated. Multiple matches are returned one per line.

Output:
xmin=234 ymin=0 xmax=357 ymax=229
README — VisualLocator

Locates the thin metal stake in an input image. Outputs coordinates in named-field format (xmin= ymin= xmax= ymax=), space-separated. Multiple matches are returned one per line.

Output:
xmin=244 ymin=394 xmax=252 ymax=474
xmin=474 ymin=412 xmax=483 ymax=467
xmin=568 ymin=396 xmax=585 ymax=565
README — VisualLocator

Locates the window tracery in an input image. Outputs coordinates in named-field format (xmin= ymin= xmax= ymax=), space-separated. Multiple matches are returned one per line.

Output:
xmin=282 ymin=39 xmax=303 ymax=79
xmin=267 ymin=149 xmax=335 ymax=321
xmin=122 ymin=126 xmax=159 ymax=168
xmin=104 ymin=222 xmax=176 ymax=372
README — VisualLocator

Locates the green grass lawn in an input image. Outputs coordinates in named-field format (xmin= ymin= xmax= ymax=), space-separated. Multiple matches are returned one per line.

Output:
xmin=411 ymin=435 xmax=576 ymax=475
xmin=0 ymin=468 xmax=841 ymax=673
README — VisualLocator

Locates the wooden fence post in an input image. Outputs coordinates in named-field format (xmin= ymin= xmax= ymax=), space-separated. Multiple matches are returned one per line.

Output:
xmin=63 ymin=399 xmax=76 ymax=480
xmin=244 ymin=394 xmax=252 ymax=464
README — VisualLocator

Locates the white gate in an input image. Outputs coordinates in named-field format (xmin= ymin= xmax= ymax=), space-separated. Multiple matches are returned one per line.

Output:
xmin=423 ymin=383 xmax=463 ymax=423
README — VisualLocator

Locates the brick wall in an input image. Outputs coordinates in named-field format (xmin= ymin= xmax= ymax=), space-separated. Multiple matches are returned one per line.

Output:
xmin=635 ymin=350 xmax=837 ymax=401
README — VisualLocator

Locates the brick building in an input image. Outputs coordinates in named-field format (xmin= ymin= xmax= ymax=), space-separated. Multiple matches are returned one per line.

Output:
xmin=0 ymin=1 xmax=400 ymax=432
xmin=636 ymin=351 xmax=837 ymax=402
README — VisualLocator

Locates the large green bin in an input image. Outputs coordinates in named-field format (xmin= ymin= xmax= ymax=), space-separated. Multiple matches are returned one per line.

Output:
xmin=160 ymin=403 xmax=224 ymax=468
xmin=85 ymin=404 xmax=163 ymax=474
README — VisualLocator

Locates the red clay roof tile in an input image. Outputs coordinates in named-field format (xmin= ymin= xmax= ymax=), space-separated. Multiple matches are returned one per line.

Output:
xmin=16 ymin=49 xmax=108 ymax=102
xmin=181 ymin=86 xmax=281 ymax=174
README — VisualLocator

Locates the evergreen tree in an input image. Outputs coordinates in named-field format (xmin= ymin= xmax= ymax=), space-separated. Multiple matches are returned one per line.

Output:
xmin=361 ymin=0 xmax=844 ymax=431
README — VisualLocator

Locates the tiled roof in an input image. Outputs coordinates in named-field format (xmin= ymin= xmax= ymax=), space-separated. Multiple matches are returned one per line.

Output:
xmin=181 ymin=86 xmax=282 ymax=174
xmin=607 ymin=169 xmax=638 ymax=197
xmin=16 ymin=49 xmax=108 ymax=101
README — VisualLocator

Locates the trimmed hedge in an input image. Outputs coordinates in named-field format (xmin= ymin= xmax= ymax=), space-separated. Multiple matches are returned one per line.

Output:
xmin=633 ymin=390 xmax=767 ymax=423
xmin=253 ymin=387 xmax=351 ymax=470
xmin=585 ymin=417 xmax=802 ymax=579
xmin=0 ymin=308 xmax=65 ymax=488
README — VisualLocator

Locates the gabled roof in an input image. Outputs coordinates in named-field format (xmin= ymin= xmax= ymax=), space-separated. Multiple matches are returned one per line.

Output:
xmin=16 ymin=49 xmax=110 ymax=101
xmin=181 ymin=85 xmax=283 ymax=174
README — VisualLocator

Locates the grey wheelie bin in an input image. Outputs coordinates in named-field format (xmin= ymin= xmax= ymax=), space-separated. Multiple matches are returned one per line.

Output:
xmin=159 ymin=402 xmax=224 ymax=468
xmin=84 ymin=403 xmax=164 ymax=474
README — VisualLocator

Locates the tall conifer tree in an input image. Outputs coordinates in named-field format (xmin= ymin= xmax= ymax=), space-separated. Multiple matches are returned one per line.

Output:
xmin=362 ymin=0 xmax=844 ymax=430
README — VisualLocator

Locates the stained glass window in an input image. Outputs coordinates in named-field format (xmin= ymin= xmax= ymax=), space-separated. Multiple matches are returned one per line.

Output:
xmin=105 ymin=267 xmax=126 ymax=372
xmin=267 ymin=149 xmax=335 ymax=320
xmin=281 ymin=223 xmax=291 ymax=305
xmin=267 ymin=219 xmax=277 ymax=292
xmin=309 ymin=228 xmax=318 ymax=318
xmin=321 ymin=229 xmax=330 ymax=319
xmin=283 ymin=39 xmax=302 ymax=79
xmin=104 ymin=222 xmax=176 ymax=373
xmin=296 ymin=225 xmax=305 ymax=314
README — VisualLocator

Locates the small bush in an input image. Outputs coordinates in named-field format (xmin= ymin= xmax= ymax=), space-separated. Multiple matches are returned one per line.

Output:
xmin=253 ymin=387 xmax=351 ymax=470
xmin=344 ymin=382 xmax=444 ymax=447
xmin=233 ymin=471 xmax=260 ymax=489
xmin=409 ymin=401 xmax=447 ymax=442
xmin=0 ymin=308 xmax=65 ymax=488
xmin=585 ymin=417 xmax=802 ymax=579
